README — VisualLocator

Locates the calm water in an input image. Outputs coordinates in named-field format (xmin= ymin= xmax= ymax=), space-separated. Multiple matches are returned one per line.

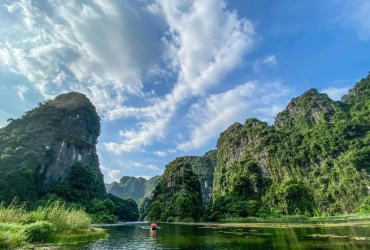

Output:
xmin=62 ymin=221 xmax=370 ymax=249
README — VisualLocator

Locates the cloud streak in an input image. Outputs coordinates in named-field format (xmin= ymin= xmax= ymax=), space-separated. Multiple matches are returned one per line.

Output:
xmin=253 ymin=55 xmax=277 ymax=72
xmin=322 ymin=86 xmax=351 ymax=101
xmin=178 ymin=81 xmax=291 ymax=151
xmin=103 ymin=0 xmax=256 ymax=153
xmin=14 ymin=85 xmax=28 ymax=100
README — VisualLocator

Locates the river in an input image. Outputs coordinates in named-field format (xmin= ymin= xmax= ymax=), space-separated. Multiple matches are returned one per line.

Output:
xmin=59 ymin=221 xmax=370 ymax=249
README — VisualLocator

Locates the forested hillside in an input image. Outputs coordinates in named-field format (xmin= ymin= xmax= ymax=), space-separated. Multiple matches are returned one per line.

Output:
xmin=145 ymin=158 xmax=203 ymax=222
xmin=210 ymin=73 xmax=370 ymax=220
xmin=143 ymin=73 xmax=370 ymax=222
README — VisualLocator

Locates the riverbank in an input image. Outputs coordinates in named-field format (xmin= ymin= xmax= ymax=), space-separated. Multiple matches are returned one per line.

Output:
xmin=167 ymin=216 xmax=370 ymax=229
xmin=0 ymin=201 xmax=107 ymax=249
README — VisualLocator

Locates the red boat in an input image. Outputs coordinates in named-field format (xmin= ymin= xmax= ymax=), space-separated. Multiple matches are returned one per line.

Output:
xmin=150 ymin=222 xmax=158 ymax=230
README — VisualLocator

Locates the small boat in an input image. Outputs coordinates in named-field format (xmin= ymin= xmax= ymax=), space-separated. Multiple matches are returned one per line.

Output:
xmin=150 ymin=222 xmax=158 ymax=230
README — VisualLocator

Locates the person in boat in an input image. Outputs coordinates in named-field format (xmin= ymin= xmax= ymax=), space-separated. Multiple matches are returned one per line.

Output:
xmin=150 ymin=222 xmax=158 ymax=230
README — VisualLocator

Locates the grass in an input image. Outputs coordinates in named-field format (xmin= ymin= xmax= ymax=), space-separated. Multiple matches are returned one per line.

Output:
xmin=0 ymin=200 xmax=107 ymax=249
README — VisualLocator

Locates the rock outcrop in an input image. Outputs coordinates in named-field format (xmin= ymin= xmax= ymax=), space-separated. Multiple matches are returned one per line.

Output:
xmin=0 ymin=92 xmax=105 ymax=204
xmin=274 ymin=88 xmax=337 ymax=129
xmin=182 ymin=150 xmax=217 ymax=205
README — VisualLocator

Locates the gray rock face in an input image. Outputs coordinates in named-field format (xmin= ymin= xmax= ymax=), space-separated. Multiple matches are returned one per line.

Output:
xmin=274 ymin=88 xmax=336 ymax=129
xmin=0 ymin=92 xmax=105 ymax=203
xmin=182 ymin=150 xmax=217 ymax=205
xmin=217 ymin=120 xmax=271 ymax=178
xmin=34 ymin=93 xmax=102 ymax=187
xmin=41 ymin=115 xmax=96 ymax=186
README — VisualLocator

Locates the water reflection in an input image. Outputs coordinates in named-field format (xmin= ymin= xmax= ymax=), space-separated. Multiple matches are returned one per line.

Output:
xmin=150 ymin=229 xmax=157 ymax=237
xmin=60 ymin=221 xmax=370 ymax=250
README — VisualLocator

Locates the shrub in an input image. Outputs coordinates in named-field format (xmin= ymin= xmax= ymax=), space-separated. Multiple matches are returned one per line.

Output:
xmin=182 ymin=217 xmax=194 ymax=222
xmin=22 ymin=221 xmax=55 ymax=243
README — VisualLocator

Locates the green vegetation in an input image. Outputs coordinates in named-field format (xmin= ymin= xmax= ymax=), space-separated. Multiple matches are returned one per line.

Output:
xmin=0 ymin=92 xmax=139 ymax=225
xmin=106 ymin=193 xmax=139 ymax=221
xmin=0 ymin=92 xmax=103 ymax=205
xmin=0 ymin=201 xmax=107 ymax=249
xmin=145 ymin=158 xmax=203 ymax=222
xmin=183 ymin=150 xmax=217 ymax=206
xmin=210 ymin=72 xmax=370 ymax=220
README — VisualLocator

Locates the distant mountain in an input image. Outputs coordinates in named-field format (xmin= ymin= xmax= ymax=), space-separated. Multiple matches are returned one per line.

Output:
xmin=106 ymin=175 xmax=160 ymax=204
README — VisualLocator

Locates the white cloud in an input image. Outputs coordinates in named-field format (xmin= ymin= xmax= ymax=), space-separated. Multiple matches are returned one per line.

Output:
xmin=168 ymin=149 xmax=177 ymax=154
xmin=14 ymin=85 xmax=28 ymax=100
xmin=148 ymin=164 xmax=162 ymax=171
xmin=107 ymin=169 xmax=122 ymax=182
xmin=136 ymin=175 xmax=151 ymax=180
xmin=154 ymin=151 xmax=167 ymax=157
xmin=1 ymin=0 xmax=160 ymax=112
xmin=103 ymin=0 xmax=256 ymax=153
xmin=132 ymin=162 xmax=144 ymax=167
xmin=178 ymin=81 xmax=291 ymax=151
xmin=1 ymin=0 xmax=258 ymax=154
xmin=131 ymin=162 xmax=162 ymax=172
xmin=177 ymin=82 xmax=256 ymax=151
xmin=253 ymin=105 xmax=285 ymax=124
xmin=147 ymin=64 xmax=172 ymax=79
xmin=253 ymin=55 xmax=277 ymax=72
xmin=100 ymin=165 xmax=109 ymax=171
xmin=321 ymin=86 xmax=350 ymax=101
xmin=100 ymin=164 xmax=122 ymax=182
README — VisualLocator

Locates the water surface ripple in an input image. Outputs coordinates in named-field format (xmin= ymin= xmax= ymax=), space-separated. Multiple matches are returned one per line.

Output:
xmin=60 ymin=221 xmax=370 ymax=249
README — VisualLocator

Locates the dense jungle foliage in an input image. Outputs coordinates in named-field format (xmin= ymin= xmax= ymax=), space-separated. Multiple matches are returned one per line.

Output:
xmin=209 ymin=73 xmax=370 ymax=220
xmin=145 ymin=158 xmax=203 ymax=222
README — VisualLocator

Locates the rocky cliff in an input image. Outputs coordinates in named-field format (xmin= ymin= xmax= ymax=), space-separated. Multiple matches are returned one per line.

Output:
xmin=182 ymin=150 xmax=217 ymax=205
xmin=144 ymin=175 xmax=161 ymax=198
xmin=274 ymin=88 xmax=337 ymax=129
xmin=211 ymin=74 xmax=370 ymax=218
xmin=0 ymin=92 xmax=106 ymax=204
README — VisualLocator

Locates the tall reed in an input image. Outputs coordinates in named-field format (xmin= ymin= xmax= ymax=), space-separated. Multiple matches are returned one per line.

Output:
xmin=0 ymin=200 xmax=106 ymax=248
xmin=0 ymin=200 xmax=91 ymax=230
xmin=0 ymin=200 xmax=28 ymax=223
xmin=26 ymin=201 xmax=91 ymax=231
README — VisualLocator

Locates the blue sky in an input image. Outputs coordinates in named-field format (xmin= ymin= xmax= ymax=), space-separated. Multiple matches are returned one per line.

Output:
xmin=1 ymin=0 xmax=370 ymax=183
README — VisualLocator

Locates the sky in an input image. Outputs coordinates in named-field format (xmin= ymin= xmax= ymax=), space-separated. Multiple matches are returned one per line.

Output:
xmin=1 ymin=0 xmax=370 ymax=184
